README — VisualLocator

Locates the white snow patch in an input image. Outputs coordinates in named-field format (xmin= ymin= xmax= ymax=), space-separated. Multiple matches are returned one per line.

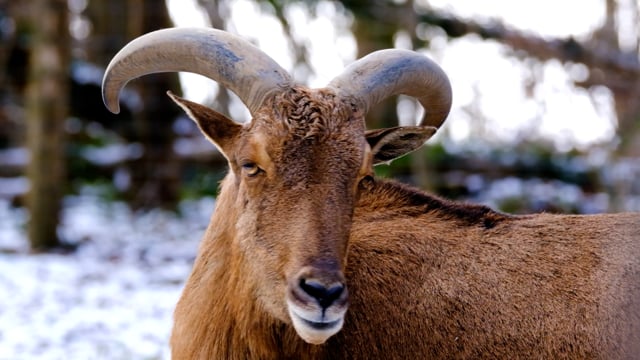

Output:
xmin=0 ymin=194 xmax=214 ymax=359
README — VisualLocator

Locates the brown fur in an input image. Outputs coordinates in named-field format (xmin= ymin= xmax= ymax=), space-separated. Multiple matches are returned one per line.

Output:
xmin=339 ymin=180 xmax=640 ymax=359
xmin=169 ymin=87 xmax=640 ymax=359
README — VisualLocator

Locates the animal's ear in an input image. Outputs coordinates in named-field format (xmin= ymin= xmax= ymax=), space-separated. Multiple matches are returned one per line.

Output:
xmin=167 ymin=91 xmax=242 ymax=158
xmin=365 ymin=126 xmax=437 ymax=165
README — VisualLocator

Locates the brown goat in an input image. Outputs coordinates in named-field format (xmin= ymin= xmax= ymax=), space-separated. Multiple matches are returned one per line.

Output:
xmin=102 ymin=28 xmax=640 ymax=359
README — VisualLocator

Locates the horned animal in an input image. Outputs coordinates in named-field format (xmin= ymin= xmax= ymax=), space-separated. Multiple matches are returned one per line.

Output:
xmin=102 ymin=27 xmax=640 ymax=359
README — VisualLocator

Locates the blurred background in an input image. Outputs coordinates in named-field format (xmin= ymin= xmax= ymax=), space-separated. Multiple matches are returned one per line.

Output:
xmin=0 ymin=0 xmax=639 ymax=358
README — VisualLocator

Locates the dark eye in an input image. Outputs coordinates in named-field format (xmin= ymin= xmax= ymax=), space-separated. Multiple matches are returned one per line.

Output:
xmin=241 ymin=162 xmax=262 ymax=177
xmin=359 ymin=175 xmax=374 ymax=189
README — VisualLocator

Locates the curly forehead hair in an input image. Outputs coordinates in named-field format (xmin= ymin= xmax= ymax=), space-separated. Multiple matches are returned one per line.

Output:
xmin=270 ymin=86 xmax=357 ymax=140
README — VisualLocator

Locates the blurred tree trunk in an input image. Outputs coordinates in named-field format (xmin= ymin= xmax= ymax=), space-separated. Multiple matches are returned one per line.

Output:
xmin=25 ymin=0 xmax=70 ymax=250
xmin=85 ymin=1 xmax=131 ymax=65
xmin=197 ymin=0 xmax=232 ymax=116
xmin=341 ymin=0 xmax=435 ymax=189
xmin=342 ymin=0 xmax=398 ymax=131
xmin=0 ymin=2 xmax=29 ymax=149
xmin=86 ymin=0 xmax=181 ymax=209
xmin=125 ymin=0 xmax=181 ymax=209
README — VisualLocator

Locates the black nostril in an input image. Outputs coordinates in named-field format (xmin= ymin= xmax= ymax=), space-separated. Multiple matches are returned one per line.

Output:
xmin=299 ymin=278 xmax=344 ymax=309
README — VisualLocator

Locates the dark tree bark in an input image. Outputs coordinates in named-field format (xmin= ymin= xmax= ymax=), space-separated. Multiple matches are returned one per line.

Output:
xmin=0 ymin=2 xmax=31 ymax=149
xmin=342 ymin=0 xmax=400 ymax=130
xmin=197 ymin=0 xmax=233 ymax=116
xmin=340 ymin=0 xmax=438 ymax=189
xmin=25 ymin=0 xmax=70 ymax=250
xmin=125 ymin=0 xmax=182 ymax=209
xmin=86 ymin=0 xmax=181 ymax=209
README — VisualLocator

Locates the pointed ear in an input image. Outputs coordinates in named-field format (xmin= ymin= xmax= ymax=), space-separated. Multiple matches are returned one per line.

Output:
xmin=167 ymin=91 xmax=242 ymax=158
xmin=365 ymin=126 xmax=437 ymax=165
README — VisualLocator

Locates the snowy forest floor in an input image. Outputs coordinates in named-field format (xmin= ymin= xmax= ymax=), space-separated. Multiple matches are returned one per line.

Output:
xmin=0 ymin=193 xmax=213 ymax=360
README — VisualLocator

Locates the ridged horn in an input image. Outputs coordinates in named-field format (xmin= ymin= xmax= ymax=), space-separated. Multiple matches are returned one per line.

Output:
xmin=328 ymin=49 xmax=452 ymax=129
xmin=102 ymin=27 xmax=292 ymax=115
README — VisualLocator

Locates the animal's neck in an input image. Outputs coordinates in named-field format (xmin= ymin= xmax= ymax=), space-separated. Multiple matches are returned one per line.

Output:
xmin=355 ymin=178 xmax=507 ymax=228
xmin=171 ymin=187 xmax=268 ymax=358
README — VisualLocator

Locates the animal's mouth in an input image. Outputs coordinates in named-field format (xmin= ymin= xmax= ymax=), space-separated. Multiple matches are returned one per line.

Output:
xmin=295 ymin=313 xmax=342 ymax=331
xmin=287 ymin=305 xmax=346 ymax=344
xmin=285 ymin=268 xmax=349 ymax=344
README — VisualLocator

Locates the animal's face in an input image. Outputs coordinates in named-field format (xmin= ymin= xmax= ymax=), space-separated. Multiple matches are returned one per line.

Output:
xmin=233 ymin=89 xmax=369 ymax=344
xmin=169 ymin=88 xmax=434 ymax=344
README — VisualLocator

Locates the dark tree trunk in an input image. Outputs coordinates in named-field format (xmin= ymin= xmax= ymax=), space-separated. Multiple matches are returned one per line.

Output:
xmin=87 ymin=0 xmax=181 ymax=209
xmin=25 ymin=0 xmax=70 ymax=250
xmin=124 ymin=0 xmax=182 ymax=209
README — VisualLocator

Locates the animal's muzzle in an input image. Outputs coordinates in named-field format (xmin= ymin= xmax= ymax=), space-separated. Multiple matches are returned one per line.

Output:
xmin=286 ymin=267 xmax=349 ymax=344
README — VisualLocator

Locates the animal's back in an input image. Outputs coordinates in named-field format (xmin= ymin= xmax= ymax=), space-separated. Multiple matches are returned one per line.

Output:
xmin=323 ymin=180 xmax=640 ymax=359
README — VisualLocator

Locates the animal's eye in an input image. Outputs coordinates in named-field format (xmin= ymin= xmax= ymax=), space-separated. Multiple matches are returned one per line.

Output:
xmin=359 ymin=175 xmax=374 ymax=189
xmin=241 ymin=162 xmax=262 ymax=177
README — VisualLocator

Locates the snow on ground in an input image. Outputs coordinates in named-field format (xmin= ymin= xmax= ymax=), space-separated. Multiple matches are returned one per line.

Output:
xmin=0 ymin=194 xmax=214 ymax=360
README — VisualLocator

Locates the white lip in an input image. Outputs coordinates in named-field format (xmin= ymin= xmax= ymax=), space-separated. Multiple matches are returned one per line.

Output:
xmin=288 ymin=304 xmax=345 ymax=344
xmin=293 ymin=311 xmax=342 ymax=330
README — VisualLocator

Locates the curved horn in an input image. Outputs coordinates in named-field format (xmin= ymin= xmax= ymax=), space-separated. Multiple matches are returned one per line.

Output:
xmin=102 ymin=27 xmax=292 ymax=114
xmin=328 ymin=49 xmax=452 ymax=129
